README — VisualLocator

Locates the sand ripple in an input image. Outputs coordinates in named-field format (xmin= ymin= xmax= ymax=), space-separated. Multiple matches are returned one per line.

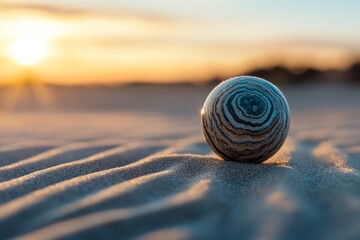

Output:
xmin=0 ymin=109 xmax=359 ymax=240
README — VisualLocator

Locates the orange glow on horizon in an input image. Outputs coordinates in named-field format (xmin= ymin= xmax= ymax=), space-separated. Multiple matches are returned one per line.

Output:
xmin=0 ymin=7 xmax=358 ymax=85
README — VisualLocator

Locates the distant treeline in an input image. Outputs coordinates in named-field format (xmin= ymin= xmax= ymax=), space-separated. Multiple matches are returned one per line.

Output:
xmin=126 ymin=61 xmax=360 ymax=87
xmin=209 ymin=61 xmax=360 ymax=86
xmin=7 ymin=61 xmax=360 ymax=88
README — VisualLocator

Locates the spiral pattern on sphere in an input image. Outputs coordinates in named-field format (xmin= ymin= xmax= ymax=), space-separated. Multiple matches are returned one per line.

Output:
xmin=201 ymin=76 xmax=290 ymax=163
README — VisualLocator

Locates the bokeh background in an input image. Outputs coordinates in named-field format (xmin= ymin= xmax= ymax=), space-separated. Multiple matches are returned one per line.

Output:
xmin=0 ymin=0 xmax=359 ymax=86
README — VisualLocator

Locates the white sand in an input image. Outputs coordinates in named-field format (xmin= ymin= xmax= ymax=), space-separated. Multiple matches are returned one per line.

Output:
xmin=0 ymin=85 xmax=359 ymax=239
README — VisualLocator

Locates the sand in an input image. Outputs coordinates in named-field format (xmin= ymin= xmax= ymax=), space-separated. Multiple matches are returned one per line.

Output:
xmin=0 ymin=85 xmax=359 ymax=239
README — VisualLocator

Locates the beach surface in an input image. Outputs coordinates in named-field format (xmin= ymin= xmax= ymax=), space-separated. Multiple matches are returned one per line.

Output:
xmin=0 ymin=85 xmax=359 ymax=239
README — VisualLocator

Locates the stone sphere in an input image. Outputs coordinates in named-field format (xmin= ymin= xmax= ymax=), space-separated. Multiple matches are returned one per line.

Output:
xmin=201 ymin=76 xmax=290 ymax=163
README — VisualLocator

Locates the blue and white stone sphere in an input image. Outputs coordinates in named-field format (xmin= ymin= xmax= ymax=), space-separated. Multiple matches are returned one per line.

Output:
xmin=201 ymin=76 xmax=290 ymax=163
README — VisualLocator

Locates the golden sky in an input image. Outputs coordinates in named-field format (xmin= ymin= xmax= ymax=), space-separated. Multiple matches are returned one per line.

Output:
xmin=0 ymin=0 xmax=359 ymax=85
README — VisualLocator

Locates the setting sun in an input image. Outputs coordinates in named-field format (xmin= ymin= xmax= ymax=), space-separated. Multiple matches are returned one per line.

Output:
xmin=9 ymin=37 xmax=48 ymax=65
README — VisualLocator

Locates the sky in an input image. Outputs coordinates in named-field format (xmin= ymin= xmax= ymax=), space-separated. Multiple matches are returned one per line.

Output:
xmin=0 ymin=0 xmax=359 ymax=85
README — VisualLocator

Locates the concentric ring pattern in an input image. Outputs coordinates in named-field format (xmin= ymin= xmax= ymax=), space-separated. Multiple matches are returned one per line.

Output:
xmin=201 ymin=76 xmax=290 ymax=163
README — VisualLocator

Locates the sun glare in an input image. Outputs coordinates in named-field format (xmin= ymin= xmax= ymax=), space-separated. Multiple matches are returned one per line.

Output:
xmin=10 ymin=37 xmax=48 ymax=65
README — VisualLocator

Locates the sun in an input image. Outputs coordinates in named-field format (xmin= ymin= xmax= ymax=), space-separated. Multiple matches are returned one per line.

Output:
xmin=10 ymin=37 xmax=48 ymax=65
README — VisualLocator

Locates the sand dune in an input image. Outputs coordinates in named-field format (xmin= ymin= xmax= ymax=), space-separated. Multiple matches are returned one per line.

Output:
xmin=0 ymin=86 xmax=359 ymax=239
